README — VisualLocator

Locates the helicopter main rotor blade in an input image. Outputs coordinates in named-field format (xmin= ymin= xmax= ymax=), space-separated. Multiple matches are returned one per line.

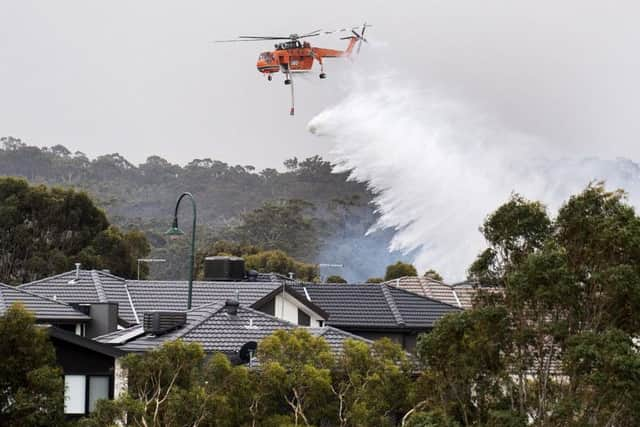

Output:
xmin=214 ymin=39 xmax=277 ymax=43
xmin=297 ymin=33 xmax=321 ymax=39
xmin=238 ymin=35 xmax=292 ymax=40
xmin=301 ymin=29 xmax=323 ymax=37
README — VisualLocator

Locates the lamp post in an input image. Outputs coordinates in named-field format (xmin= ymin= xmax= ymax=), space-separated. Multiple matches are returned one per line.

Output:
xmin=165 ymin=192 xmax=197 ymax=309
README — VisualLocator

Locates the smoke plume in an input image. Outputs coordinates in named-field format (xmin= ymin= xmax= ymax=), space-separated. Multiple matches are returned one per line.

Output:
xmin=308 ymin=75 xmax=640 ymax=282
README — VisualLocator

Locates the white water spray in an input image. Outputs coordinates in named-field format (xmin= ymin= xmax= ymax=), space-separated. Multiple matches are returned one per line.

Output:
xmin=308 ymin=75 xmax=640 ymax=281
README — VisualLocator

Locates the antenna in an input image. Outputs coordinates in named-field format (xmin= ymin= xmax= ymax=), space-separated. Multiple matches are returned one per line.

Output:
xmin=318 ymin=263 xmax=344 ymax=282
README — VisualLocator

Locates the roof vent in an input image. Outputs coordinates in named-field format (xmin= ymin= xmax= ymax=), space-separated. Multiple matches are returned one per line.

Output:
xmin=143 ymin=311 xmax=187 ymax=335
xmin=204 ymin=256 xmax=245 ymax=281
xmin=68 ymin=263 xmax=82 ymax=284
xmin=247 ymin=269 xmax=259 ymax=281
xmin=224 ymin=299 xmax=240 ymax=316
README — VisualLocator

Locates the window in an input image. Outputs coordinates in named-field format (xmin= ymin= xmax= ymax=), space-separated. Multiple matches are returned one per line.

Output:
xmin=64 ymin=375 xmax=111 ymax=414
xmin=88 ymin=376 xmax=110 ymax=412
xmin=64 ymin=375 xmax=86 ymax=414
xmin=297 ymin=309 xmax=311 ymax=326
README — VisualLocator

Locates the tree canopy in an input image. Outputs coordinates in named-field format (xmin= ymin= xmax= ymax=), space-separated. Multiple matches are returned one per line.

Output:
xmin=412 ymin=184 xmax=640 ymax=426
xmin=82 ymin=331 xmax=413 ymax=427
xmin=0 ymin=177 xmax=150 ymax=284
xmin=0 ymin=303 xmax=64 ymax=426
xmin=384 ymin=261 xmax=418 ymax=281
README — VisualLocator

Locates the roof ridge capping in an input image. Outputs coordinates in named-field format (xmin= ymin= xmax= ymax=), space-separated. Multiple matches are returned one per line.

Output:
xmin=91 ymin=270 xmax=108 ymax=302
xmin=380 ymin=284 xmax=406 ymax=327
xmin=385 ymin=283 xmax=463 ymax=310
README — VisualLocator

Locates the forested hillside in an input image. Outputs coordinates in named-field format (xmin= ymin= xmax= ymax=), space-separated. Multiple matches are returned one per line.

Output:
xmin=0 ymin=137 xmax=407 ymax=281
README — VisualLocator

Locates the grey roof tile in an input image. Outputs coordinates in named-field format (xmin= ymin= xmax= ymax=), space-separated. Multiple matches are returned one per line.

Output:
xmin=19 ymin=270 xmax=139 ymax=324
xmin=103 ymin=303 xmax=370 ymax=358
xmin=0 ymin=283 xmax=90 ymax=322
xmin=125 ymin=280 xmax=282 ymax=315
xmin=291 ymin=283 xmax=460 ymax=330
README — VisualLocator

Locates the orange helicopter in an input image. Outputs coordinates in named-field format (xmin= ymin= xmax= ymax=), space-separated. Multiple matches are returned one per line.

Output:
xmin=216 ymin=24 xmax=370 ymax=115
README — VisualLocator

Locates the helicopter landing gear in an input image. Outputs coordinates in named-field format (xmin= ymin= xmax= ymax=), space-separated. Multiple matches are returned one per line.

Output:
xmin=284 ymin=79 xmax=291 ymax=85
xmin=319 ymin=73 xmax=326 ymax=79
xmin=267 ymin=74 xmax=272 ymax=81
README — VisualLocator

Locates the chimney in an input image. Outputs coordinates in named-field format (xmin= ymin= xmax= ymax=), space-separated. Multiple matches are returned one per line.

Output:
xmin=224 ymin=299 xmax=239 ymax=316
xmin=84 ymin=302 xmax=119 ymax=338
xmin=75 ymin=263 xmax=81 ymax=280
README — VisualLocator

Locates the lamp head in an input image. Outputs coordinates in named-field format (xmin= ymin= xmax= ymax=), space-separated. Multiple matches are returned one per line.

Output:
xmin=165 ymin=218 xmax=185 ymax=239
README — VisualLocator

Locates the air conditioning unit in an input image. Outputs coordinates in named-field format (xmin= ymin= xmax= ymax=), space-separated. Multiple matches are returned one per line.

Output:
xmin=204 ymin=256 xmax=245 ymax=281
xmin=143 ymin=311 xmax=187 ymax=335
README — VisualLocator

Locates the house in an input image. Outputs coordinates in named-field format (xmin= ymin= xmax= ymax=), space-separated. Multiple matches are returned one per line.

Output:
xmin=95 ymin=299 xmax=371 ymax=364
xmin=384 ymin=276 xmax=490 ymax=309
xmin=0 ymin=283 xmax=124 ymax=418
xmin=47 ymin=326 xmax=125 ymax=417
xmin=19 ymin=259 xmax=461 ymax=352
xmin=289 ymin=283 xmax=461 ymax=352
xmin=19 ymin=261 xmax=327 ymax=329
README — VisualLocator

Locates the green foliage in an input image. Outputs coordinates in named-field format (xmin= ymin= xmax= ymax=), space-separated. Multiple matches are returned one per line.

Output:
xmin=416 ymin=307 xmax=512 ymax=426
xmin=384 ymin=261 xmax=418 ymax=281
xmin=119 ymin=340 xmax=206 ymax=426
xmin=423 ymin=269 xmax=443 ymax=281
xmin=0 ymin=177 xmax=150 ymax=283
xmin=259 ymin=329 xmax=334 ymax=426
xmin=245 ymin=250 xmax=319 ymax=282
xmin=469 ymin=193 xmax=551 ymax=287
xmin=232 ymin=199 xmax=319 ymax=259
xmin=326 ymin=275 xmax=347 ymax=283
xmin=81 ymin=328 xmax=415 ymax=427
xmin=416 ymin=183 xmax=640 ymax=426
xmin=366 ymin=277 xmax=384 ymax=283
xmin=559 ymin=328 xmax=640 ymax=426
xmin=0 ymin=303 xmax=64 ymax=426
xmin=404 ymin=410 xmax=461 ymax=427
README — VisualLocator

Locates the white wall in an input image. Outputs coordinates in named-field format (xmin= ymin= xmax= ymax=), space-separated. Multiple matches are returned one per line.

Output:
xmin=274 ymin=293 xmax=324 ymax=327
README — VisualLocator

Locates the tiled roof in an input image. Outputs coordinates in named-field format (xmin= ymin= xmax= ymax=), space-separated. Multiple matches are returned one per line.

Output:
xmin=0 ymin=283 xmax=90 ymax=322
xmin=125 ymin=280 xmax=282 ymax=315
xmin=19 ymin=270 xmax=139 ymax=324
xmin=384 ymin=276 xmax=487 ymax=309
xmin=20 ymin=270 xmax=287 ymax=326
xmin=290 ymin=283 xmax=460 ymax=330
xmin=97 ymin=303 xmax=369 ymax=358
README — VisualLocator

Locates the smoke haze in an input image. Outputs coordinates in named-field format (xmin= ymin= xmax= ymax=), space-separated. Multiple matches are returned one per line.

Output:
xmin=308 ymin=73 xmax=640 ymax=282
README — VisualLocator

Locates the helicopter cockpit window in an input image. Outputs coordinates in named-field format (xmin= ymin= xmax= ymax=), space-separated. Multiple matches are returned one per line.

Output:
xmin=259 ymin=52 xmax=274 ymax=62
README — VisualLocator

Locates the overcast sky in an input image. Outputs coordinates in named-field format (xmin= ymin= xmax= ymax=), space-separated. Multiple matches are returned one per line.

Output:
xmin=1 ymin=1 xmax=639 ymax=169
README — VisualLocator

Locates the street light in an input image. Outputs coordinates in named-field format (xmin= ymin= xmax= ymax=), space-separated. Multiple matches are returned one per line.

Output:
xmin=165 ymin=192 xmax=197 ymax=309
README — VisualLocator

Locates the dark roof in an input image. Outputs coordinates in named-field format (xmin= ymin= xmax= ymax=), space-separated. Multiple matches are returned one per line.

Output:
xmin=19 ymin=270 xmax=138 ymax=324
xmin=125 ymin=280 xmax=282 ymax=315
xmin=47 ymin=326 xmax=125 ymax=358
xmin=0 ymin=283 xmax=90 ymax=322
xmin=290 ymin=283 xmax=461 ymax=330
xmin=20 ymin=270 xmax=304 ymax=326
xmin=97 ymin=303 xmax=368 ymax=357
